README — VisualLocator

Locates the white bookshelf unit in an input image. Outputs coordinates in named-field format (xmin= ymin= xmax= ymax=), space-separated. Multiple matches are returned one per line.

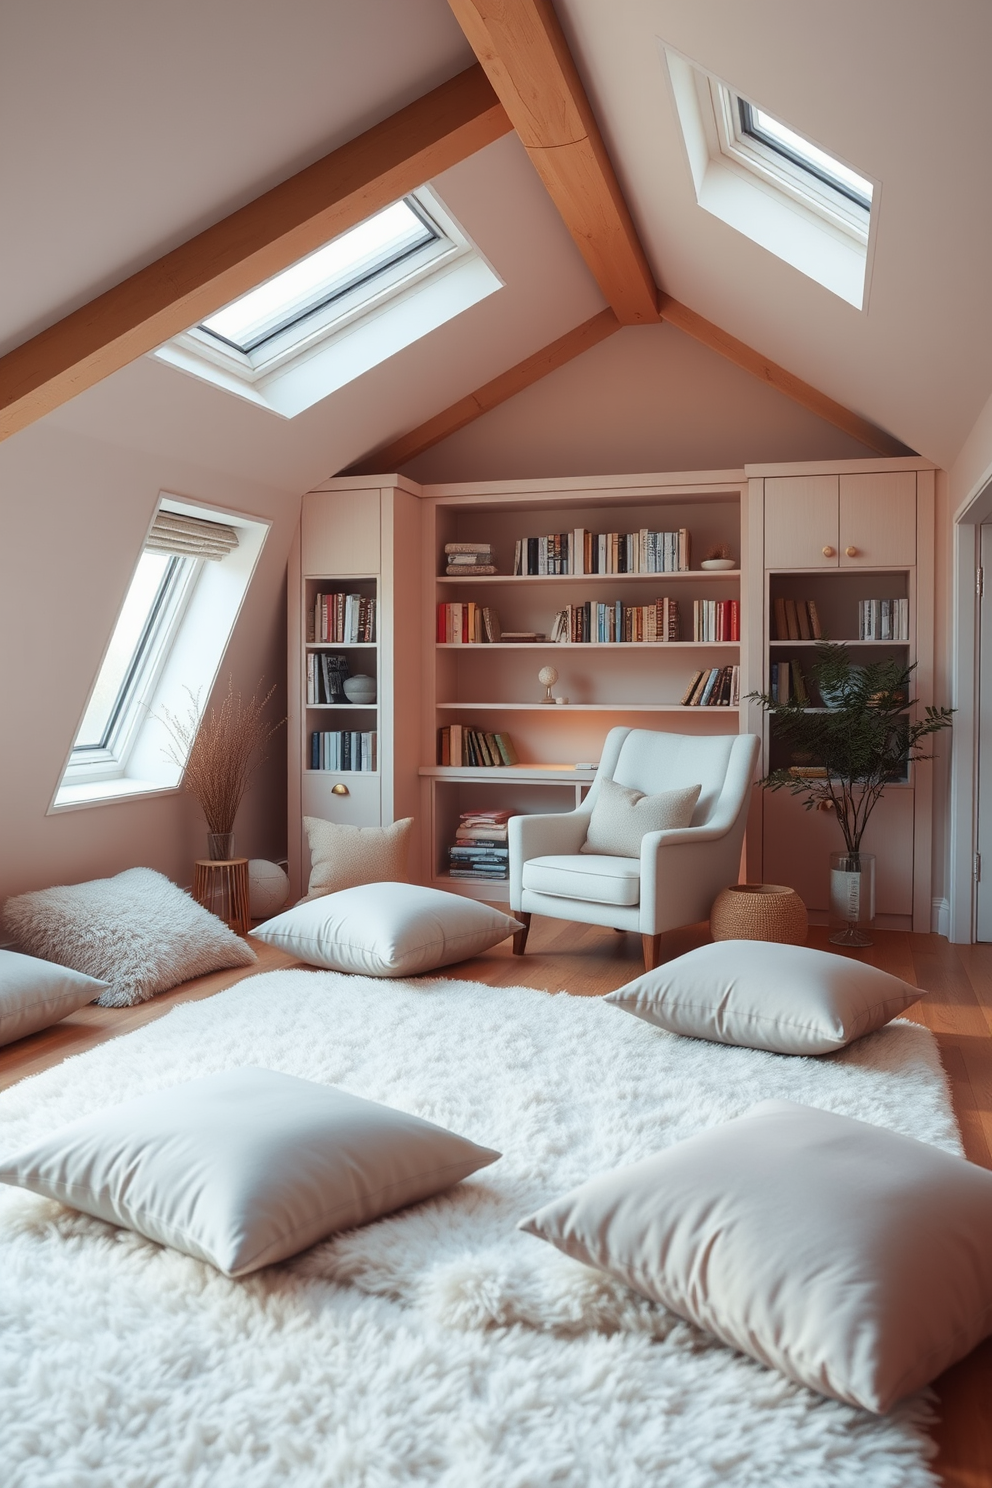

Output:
xmin=419 ymin=472 xmax=751 ymax=900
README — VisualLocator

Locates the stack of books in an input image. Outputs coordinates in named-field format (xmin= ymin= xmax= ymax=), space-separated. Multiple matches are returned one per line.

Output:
xmin=770 ymin=661 xmax=809 ymax=705
xmin=306 ymin=652 xmax=349 ymax=703
xmin=445 ymin=542 xmax=497 ymax=576
xmin=437 ymin=725 xmax=518 ymax=767
xmin=859 ymin=598 xmax=909 ymax=640
xmin=512 ymin=528 xmax=690 ymax=575
xmin=437 ymin=602 xmax=502 ymax=642
xmin=772 ymin=598 xmax=823 ymax=641
xmin=680 ymin=666 xmax=740 ymax=706
xmin=552 ymin=598 xmax=681 ymax=643
xmin=309 ymin=731 xmax=377 ymax=770
xmin=448 ymin=810 xmax=511 ymax=880
xmin=311 ymin=592 xmax=375 ymax=643
xmin=692 ymin=599 xmax=740 ymax=641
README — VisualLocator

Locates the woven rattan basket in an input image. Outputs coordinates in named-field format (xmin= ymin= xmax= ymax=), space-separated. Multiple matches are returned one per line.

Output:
xmin=710 ymin=883 xmax=808 ymax=945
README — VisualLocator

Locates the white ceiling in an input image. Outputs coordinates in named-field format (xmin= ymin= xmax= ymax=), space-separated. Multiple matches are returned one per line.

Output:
xmin=3 ymin=0 xmax=991 ymax=478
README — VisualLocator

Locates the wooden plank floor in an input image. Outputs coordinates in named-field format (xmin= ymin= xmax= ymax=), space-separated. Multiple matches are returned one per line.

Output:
xmin=2 ymin=918 xmax=991 ymax=1486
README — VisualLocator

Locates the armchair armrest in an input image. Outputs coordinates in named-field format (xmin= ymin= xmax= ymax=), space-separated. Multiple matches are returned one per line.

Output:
xmin=638 ymin=809 xmax=750 ymax=935
xmin=509 ymin=809 xmax=589 ymax=904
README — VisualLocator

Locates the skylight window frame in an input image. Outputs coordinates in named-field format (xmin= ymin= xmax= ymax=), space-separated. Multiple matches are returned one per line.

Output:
xmin=708 ymin=78 xmax=872 ymax=246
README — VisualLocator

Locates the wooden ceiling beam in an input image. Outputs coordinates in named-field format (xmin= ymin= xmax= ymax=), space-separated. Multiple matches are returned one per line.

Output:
xmin=346 ymin=307 xmax=620 ymax=473
xmin=0 ymin=65 xmax=511 ymax=442
xmin=658 ymin=295 xmax=906 ymax=457
xmin=446 ymin=0 xmax=659 ymax=326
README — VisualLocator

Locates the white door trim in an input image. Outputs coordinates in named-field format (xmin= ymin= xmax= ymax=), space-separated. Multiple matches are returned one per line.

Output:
xmin=949 ymin=478 xmax=992 ymax=941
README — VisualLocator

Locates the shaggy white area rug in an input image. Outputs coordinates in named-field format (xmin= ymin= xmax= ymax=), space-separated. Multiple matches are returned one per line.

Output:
xmin=0 ymin=969 xmax=960 ymax=1488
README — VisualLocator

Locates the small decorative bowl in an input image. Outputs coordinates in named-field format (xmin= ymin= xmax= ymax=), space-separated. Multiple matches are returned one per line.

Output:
xmin=700 ymin=558 xmax=737 ymax=571
xmin=342 ymin=674 xmax=377 ymax=705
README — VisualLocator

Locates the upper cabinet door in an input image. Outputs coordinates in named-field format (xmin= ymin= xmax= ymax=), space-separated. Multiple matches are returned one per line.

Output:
xmin=839 ymin=473 xmax=916 ymax=567
xmin=302 ymin=490 xmax=381 ymax=576
xmin=764 ymin=476 xmax=839 ymax=568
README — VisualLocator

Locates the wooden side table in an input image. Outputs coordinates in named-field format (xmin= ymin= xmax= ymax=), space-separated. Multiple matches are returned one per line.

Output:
xmin=192 ymin=858 xmax=251 ymax=934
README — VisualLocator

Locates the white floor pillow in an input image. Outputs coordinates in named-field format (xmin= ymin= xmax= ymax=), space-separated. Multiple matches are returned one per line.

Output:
xmin=251 ymin=881 xmax=522 ymax=976
xmin=0 ymin=1067 xmax=500 ymax=1276
xmin=0 ymin=949 xmax=107 ymax=1046
xmin=521 ymin=1099 xmax=992 ymax=1412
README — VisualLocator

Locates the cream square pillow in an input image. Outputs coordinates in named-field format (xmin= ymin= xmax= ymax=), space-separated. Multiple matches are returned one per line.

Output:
xmin=0 ymin=949 xmax=107 ymax=1046
xmin=0 ymin=1067 xmax=500 ymax=1276
xmin=304 ymin=816 xmax=413 ymax=899
xmin=520 ymin=1099 xmax=992 ymax=1413
xmin=581 ymin=778 xmax=700 ymax=856
xmin=606 ymin=939 xmax=920 ymax=1054
xmin=252 ymin=881 xmax=523 ymax=977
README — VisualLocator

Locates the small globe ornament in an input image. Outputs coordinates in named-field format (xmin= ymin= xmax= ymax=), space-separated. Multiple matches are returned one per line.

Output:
xmin=247 ymin=859 xmax=290 ymax=919
xmin=538 ymin=664 xmax=559 ymax=703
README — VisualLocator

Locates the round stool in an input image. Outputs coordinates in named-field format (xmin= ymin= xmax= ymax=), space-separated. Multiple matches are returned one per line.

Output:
xmin=192 ymin=857 xmax=251 ymax=935
xmin=710 ymin=883 xmax=808 ymax=945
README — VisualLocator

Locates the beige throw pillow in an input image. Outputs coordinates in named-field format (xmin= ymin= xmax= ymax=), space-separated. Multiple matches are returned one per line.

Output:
xmin=606 ymin=939 xmax=921 ymax=1055
xmin=581 ymin=778 xmax=701 ymax=857
xmin=304 ymin=816 xmax=413 ymax=899
xmin=0 ymin=1067 xmax=501 ymax=1277
xmin=520 ymin=1099 xmax=992 ymax=1413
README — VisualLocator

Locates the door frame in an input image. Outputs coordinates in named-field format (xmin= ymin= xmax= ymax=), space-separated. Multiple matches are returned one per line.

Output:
xmin=950 ymin=476 xmax=992 ymax=941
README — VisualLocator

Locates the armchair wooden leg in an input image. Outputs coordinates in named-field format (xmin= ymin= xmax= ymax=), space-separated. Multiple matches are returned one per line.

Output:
xmin=512 ymin=913 xmax=532 ymax=955
xmin=641 ymin=933 xmax=661 ymax=972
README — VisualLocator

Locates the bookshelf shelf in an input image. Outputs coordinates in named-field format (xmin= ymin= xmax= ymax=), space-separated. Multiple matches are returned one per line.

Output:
xmin=420 ymin=765 xmax=598 ymax=782
xmin=436 ymin=570 xmax=740 ymax=585
xmin=435 ymin=702 xmax=739 ymax=712
xmin=306 ymin=703 xmax=379 ymax=711
xmin=435 ymin=641 xmax=740 ymax=650
xmin=307 ymin=641 xmax=378 ymax=650
xmin=768 ymin=639 xmax=910 ymax=647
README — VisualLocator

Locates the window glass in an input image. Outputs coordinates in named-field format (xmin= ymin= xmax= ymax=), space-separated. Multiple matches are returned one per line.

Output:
xmin=739 ymin=101 xmax=873 ymax=209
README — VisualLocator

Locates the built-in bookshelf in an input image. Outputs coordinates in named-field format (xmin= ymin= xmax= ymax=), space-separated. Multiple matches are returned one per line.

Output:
xmin=419 ymin=474 xmax=750 ymax=898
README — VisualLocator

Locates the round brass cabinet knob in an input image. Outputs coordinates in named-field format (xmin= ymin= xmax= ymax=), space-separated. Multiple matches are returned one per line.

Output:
xmin=822 ymin=545 xmax=835 ymax=557
xmin=846 ymin=546 xmax=858 ymax=557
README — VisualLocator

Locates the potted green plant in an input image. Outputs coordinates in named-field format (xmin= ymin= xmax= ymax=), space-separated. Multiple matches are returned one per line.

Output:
xmin=750 ymin=644 xmax=952 ymax=945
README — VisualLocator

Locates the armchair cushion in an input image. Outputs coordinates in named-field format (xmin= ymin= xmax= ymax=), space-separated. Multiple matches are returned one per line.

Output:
xmin=581 ymin=778 xmax=701 ymax=857
xmin=521 ymin=855 xmax=641 ymax=907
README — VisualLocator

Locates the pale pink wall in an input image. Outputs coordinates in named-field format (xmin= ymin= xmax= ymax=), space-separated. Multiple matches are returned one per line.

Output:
xmin=401 ymin=323 xmax=884 ymax=483
xmin=0 ymin=421 xmax=298 ymax=907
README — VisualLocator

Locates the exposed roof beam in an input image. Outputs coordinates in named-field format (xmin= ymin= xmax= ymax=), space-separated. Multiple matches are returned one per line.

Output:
xmin=658 ymin=296 xmax=907 ymax=457
xmin=346 ymin=308 xmax=620 ymax=473
xmin=0 ymin=65 xmax=511 ymax=442
xmin=446 ymin=0 xmax=659 ymax=325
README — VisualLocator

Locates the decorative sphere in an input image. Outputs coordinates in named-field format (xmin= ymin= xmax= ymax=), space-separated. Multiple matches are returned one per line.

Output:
xmin=538 ymin=665 xmax=559 ymax=687
xmin=248 ymin=859 xmax=290 ymax=919
xmin=342 ymin=673 xmax=377 ymax=704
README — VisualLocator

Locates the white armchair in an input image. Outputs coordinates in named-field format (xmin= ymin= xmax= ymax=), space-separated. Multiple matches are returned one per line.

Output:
xmin=509 ymin=728 xmax=760 ymax=969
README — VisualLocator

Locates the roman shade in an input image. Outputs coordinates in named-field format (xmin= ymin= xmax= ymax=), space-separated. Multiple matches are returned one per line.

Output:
xmin=146 ymin=510 xmax=240 ymax=561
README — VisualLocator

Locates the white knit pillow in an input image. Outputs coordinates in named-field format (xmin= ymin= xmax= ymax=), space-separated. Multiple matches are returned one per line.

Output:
xmin=304 ymin=816 xmax=413 ymax=899
xmin=581 ymin=778 xmax=701 ymax=857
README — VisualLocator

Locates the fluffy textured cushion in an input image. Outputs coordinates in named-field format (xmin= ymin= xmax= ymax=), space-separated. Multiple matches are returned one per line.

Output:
xmin=2 ymin=868 xmax=255 ymax=1008
xmin=304 ymin=816 xmax=413 ymax=899
xmin=521 ymin=855 xmax=641 ymax=906
xmin=520 ymin=1098 xmax=992 ymax=1413
xmin=0 ymin=1066 xmax=500 ymax=1277
xmin=606 ymin=939 xmax=921 ymax=1055
xmin=581 ymin=778 xmax=700 ymax=856
xmin=0 ymin=949 xmax=107 ymax=1046
xmin=252 ymin=881 xmax=523 ymax=977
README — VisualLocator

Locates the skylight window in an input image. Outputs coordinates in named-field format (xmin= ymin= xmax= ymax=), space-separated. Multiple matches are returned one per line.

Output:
xmin=199 ymin=200 xmax=438 ymax=355
xmin=153 ymin=187 xmax=502 ymax=419
xmin=664 ymin=47 xmax=879 ymax=310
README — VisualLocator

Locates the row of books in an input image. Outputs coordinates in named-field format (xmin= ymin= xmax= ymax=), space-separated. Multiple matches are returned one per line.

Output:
xmin=444 ymin=542 xmax=497 ymax=577
xmin=692 ymin=599 xmax=740 ymax=642
xmin=511 ymin=527 xmax=690 ymax=576
xmin=551 ymin=598 xmax=682 ymax=644
xmin=310 ymin=592 xmax=375 ymax=644
xmin=437 ymin=726 xmax=519 ymax=768
xmin=309 ymin=731 xmax=377 ymax=771
xmin=437 ymin=603 xmax=503 ymax=644
xmin=448 ymin=809 xmax=510 ymax=880
xmin=772 ymin=597 xmax=823 ymax=641
xmin=305 ymin=652 xmax=350 ymax=705
xmin=859 ymin=598 xmax=909 ymax=641
xmin=770 ymin=660 xmax=809 ymax=706
xmin=680 ymin=666 xmax=740 ymax=707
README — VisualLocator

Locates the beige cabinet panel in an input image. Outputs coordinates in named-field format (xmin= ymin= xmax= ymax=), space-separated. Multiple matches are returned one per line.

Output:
xmin=762 ymin=788 xmax=914 ymax=916
xmin=302 ymin=491 xmax=380 ymax=576
xmin=302 ymin=770 xmax=381 ymax=827
xmin=764 ymin=477 xmax=839 ymax=568
xmin=839 ymin=473 xmax=916 ymax=567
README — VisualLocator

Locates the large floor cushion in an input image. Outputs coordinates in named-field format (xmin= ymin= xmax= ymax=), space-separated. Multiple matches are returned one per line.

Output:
xmin=521 ymin=855 xmax=641 ymax=907
xmin=0 ymin=949 xmax=108 ymax=1046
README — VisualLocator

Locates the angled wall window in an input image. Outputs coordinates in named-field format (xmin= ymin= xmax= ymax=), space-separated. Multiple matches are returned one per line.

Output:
xmin=664 ymin=47 xmax=879 ymax=309
xmin=152 ymin=188 xmax=503 ymax=417
xmin=53 ymin=499 xmax=268 ymax=812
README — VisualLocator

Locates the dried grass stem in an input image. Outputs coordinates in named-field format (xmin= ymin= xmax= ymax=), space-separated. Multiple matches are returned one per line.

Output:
xmin=160 ymin=678 xmax=283 ymax=834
